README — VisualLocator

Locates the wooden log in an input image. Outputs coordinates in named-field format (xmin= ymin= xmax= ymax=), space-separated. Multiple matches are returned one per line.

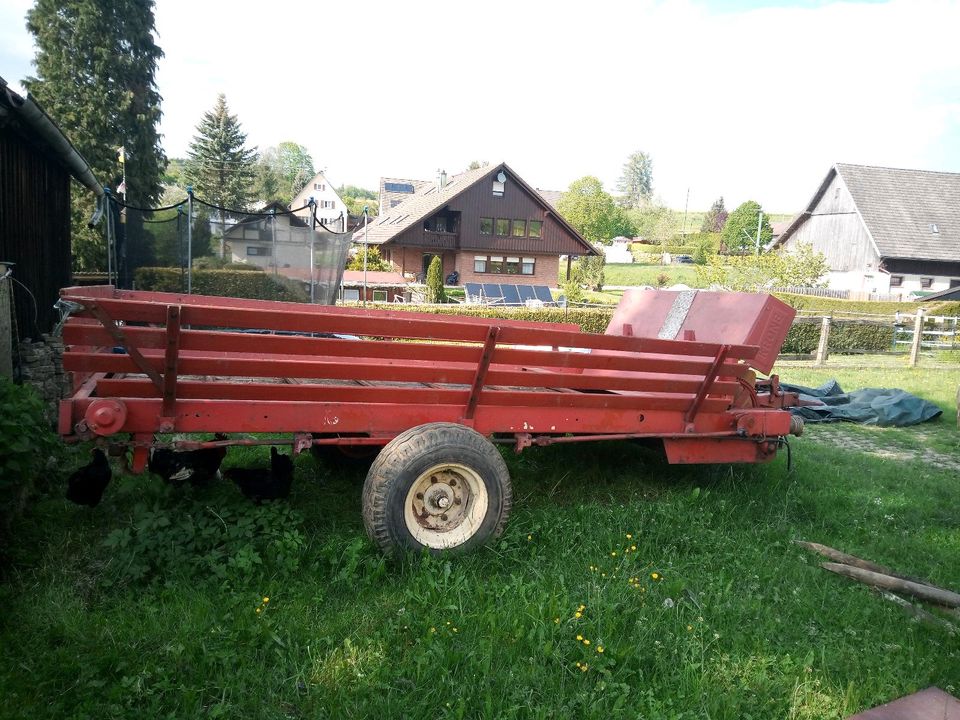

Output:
xmin=794 ymin=540 xmax=935 ymax=587
xmin=821 ymin=562 xmax=960 ymax=608
xmin=874 ymin=590 xmax=957 ymax=634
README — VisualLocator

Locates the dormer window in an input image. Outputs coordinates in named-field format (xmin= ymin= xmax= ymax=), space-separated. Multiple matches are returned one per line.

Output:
xmin=930 ymin=223 xmax=940 ymax=234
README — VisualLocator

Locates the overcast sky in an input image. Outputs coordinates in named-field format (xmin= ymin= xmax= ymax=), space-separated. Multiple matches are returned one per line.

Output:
xmin=2 ymin=0 xmax=958 ymax=212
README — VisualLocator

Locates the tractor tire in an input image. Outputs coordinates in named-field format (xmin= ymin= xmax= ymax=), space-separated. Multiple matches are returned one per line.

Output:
xmin=362 ymin=422 xmax=512 ymax=555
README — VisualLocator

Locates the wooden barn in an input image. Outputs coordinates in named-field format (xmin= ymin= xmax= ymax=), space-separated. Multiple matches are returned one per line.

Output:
xmin=0 ymin=77 xmax=102 ymax=337
xmin=773 ymin=163 xmax=960 ymax=299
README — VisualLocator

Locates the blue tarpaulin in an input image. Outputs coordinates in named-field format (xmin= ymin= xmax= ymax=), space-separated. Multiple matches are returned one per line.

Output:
xmin=780 ymin=380 xmax=942 ymax=427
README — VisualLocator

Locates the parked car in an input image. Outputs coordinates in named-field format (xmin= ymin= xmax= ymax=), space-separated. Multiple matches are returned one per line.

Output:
xmin=674 ymin=254 xmax=694 ymax=264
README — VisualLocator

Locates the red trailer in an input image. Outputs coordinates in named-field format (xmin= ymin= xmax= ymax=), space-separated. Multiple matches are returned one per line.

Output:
xmin=58 ymin=285 xmax=803 ymax=554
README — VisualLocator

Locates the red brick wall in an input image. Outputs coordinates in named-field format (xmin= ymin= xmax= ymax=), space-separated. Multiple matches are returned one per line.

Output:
xmin=385 ymin=246 xmax=455 ymax=280
xmin=455 ymin=252 xmax=559 ymax=287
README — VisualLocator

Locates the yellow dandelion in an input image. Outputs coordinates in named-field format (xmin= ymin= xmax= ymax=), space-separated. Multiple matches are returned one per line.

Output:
xmin=601 ymin=572 xmax=606 ymax=577
xmin=580 ymin=664 xmax=589 ymax=672
xmin=626 ymin=533 xmax=632 ymax=539
xmin=578 ymin=604 xmax=585 ymax=611
xmin=576 ymin=634 xmax=583 ymax=641
xmin=630 ymin=545 xmax=637 ymax=551
xmin=583 ymin=639 xmax=591 ymax=646
xmin=554 ymin=617 xmax=560 ymax=624
xmin=453 ymin=627 xmax=459 ymax=633
xmin=429 ymin=627 xmax=436 ymax=633
xmin=597 ymin=646 xmax=605 ymax=653
xmin=575 ymin=661 xmax=582 ymax=668
xmin=574 ymin=611 xmax=582 ymax=619
xmin=611 ymin=551 xmax=617 ymax=557
xmin=527 ymin=534 xmax=532 ymax=541
xmin=255 ymin=607 xmax=261 ymax=613
xmin=651 ymin=572 xmax=660 ymax=580
xmin=263 ymin=597 xmax=270 ymax=603
xmin=687 ymin=625 xmax=693 ymax=631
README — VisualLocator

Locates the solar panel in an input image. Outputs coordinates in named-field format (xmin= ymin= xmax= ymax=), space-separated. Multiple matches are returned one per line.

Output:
xmin=384 ymin=182 xmax=414 ymax=193
xmin=500 ymin=284 xmax=522 ymax=305
xmin=517 ymin=285 xmax=537 ymax=302
xmin=482 ymin=283 xmax=503 ymax=302
xmin=533 ymin=285 xmax=554 ymax=303
xmin=464 ymin=283 xmax=483 ymax=300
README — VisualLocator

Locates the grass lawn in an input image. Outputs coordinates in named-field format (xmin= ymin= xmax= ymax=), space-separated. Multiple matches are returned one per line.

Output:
xmin=594 ymin=263 xmax=702 ymax=288
xmin=1 ymin=364 xmax=959 ymax=718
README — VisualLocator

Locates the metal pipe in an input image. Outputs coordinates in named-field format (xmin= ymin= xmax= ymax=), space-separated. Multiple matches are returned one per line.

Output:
xmin=186 ymin=187 xmax=193 ymax=294
xmin=309 ymin=198 xmax=316 ymax=303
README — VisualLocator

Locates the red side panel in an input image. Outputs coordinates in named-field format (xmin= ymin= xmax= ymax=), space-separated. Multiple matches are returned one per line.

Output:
xmin=605 ymin=289 xmax=795 ymax=374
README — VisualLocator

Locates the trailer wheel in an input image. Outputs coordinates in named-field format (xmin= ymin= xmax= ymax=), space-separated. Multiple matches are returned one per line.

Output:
xmin=362 ymin=423 xmax=512 ymax=555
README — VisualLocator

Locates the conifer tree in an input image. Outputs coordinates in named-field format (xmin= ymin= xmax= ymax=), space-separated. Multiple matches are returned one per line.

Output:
xmin=184 ymin=94 xmax=258 ymax=257
xmin=25 ymin=0 xmax=166 ymax=271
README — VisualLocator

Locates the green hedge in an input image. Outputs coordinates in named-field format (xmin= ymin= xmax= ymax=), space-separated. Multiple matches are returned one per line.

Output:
xmin=134 ymin=267 xmax=309 ymax=303
xmin=352 ymin=302 xmax=614 ymax=334
xmin=773 ymin=292 xmax=960 ymax=318
xmin=781 ymin=319 xmax=894 ymax=354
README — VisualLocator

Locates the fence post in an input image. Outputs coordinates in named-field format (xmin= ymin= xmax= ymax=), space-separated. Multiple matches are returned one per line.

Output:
xmin=909 ymin=308 xmax=925 ymax=367
xmin=815 ymin=315 xmax=831 ymax=366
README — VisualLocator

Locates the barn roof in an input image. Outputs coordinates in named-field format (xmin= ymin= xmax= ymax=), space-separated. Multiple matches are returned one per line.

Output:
xmin=773 ymin=163 xmax=960 ymax=262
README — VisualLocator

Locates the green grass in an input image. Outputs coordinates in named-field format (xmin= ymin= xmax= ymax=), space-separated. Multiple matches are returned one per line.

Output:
xmin=2 ymin=366 xmax=959 ymax=718
xmin=576 ymin=263 xmax=702 ymax=288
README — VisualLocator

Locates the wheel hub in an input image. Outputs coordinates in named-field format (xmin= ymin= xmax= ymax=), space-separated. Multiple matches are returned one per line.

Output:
xmin=404 ymin=464 xmax=488 ymax=548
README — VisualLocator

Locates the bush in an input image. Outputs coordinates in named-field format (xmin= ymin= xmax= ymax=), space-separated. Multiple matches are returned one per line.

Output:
xmin=781 ymin=319 xmax=894 ymax=354
xmin=0 ymin=378 xmax=61 ymax=534
xmin=134 ymin=267 xmax=309 ymax=302
xmin=774 ymin=293 xmax=960 ymax=318
xmin=425 ymin=256 xmax=446 ymax=303
xmin=352 ymin=302 xmax=614 ymax=334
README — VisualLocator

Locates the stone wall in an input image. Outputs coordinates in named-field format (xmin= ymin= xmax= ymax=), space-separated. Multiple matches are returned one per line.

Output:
xmin=16 ymin=334 xmax=70 ymax=423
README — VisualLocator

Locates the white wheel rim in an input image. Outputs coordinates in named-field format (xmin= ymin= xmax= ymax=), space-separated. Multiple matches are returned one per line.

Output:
xmin=403 ymin=463 xmax=489 ymax=549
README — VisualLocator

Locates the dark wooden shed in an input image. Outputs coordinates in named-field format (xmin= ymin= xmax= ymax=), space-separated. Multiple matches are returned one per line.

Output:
xmin=0 ymin=76 xmax=102 ymax=338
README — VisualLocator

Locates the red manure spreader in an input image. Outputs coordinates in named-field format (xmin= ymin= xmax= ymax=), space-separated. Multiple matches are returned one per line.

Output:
xmin=58 ymin=285 xmax=803 ymax=554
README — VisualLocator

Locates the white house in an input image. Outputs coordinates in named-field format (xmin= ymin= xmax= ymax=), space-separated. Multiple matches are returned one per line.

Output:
xmin=290 ymin=170 xmax=350 ymax=232
xmin=773 ymin=163 xmax=960 ymax=298
xmin=603 ymin=237 xmax=634 ymax=264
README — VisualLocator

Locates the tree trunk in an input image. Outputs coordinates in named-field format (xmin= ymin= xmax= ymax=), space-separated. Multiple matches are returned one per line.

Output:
xmin=794 ymin=540 xmax=933 ymax=586
xmin=822 ymin=562 xmax=960 ymax=608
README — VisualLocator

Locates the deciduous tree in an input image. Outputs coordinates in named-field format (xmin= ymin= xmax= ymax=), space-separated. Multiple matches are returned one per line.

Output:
xmin=721 ymin=200 xmax=772 ymax=254
xmin=25 ymin=0 xmax=166 ymax=271
xmin=695 ymin=243 xmax=828 ymax=290
xmin=616 ymin=150 xmax=653 ymax=209
xmin=255 ymin=142 xmax=314 ymax=205
xmin=557 ymin=176 xmax=633 ymax=245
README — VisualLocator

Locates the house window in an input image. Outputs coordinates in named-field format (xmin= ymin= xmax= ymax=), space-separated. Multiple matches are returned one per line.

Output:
xmin=495 ymin=219 xmax=510 ymax=236
xmin=889 ymin=275 xmax=903 ymax=287
xmin=474 ymin=256 xmax=487 ymax=273
xmin=480 ymin=217 xmax=493 ymax=235
xmin=488 ymin=256 xmax=504 ymax=273
xmin=373 ymin=289 xmax=388 ymax=302
xmin=505 ymin=257 xmax=520 ymax=274
xmin=512 ymin=220 xmax=526 ymax=237
xmin=921 ymin=277 xmax=933 ymax=289
xmin=492 ymin=180 xmax=505 ymax=197
xmin=521 ymin=257 xmax=535 ymax=275
xmin=246 ymin=246 xmax=271 ymax=256
xmin=528 ymin=220 xmax=543 ymax=238
xmin=314 ymin=183 xmax=320 ymax=190
xmin=342 ymin=288 xmax=360 ymax=301
xmin=390 ymin=200 xmax=402 ymax=208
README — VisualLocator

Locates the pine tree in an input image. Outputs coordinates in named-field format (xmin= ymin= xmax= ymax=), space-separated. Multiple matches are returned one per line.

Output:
xmin=184 ymin=94 xmax=258 ymax=257
xmin=701 ymin=197 xmax=729 ymax=233
xmin=616 ymin=150 xmax=653 ymax=209
xmin=25 ymin=0 xmax=166 ymax=271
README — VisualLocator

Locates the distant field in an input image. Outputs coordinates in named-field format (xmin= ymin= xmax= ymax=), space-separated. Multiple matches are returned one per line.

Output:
xmin=565 ymin=263 xmax=702 ymax=289
xmin=671 ymin=211 xmax=794 ymax=236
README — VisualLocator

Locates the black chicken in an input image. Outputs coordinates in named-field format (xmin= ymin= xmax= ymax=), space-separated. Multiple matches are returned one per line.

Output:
xmin=149 ymin=434 xmax=228 ymax=487
xmin=66 ymin=448 xmax=112 ymax=507
xmin=225 ymin=447 xmax=294 ymax=502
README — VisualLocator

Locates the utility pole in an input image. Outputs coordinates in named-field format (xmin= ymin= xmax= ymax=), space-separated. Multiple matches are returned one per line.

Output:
xmin=755 ymin=209 xmax=764 ymax=255
xmin=682 ymin=187 xmax=690 ymax=237
xmin=270 ymin=207 xmax=277 ymax=277
xmin=362 ymin=206 xmax=369 ymax=308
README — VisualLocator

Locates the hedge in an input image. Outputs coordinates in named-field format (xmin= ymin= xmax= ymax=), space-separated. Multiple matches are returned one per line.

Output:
xmin=773 ymin=292 xmax=960 ymax=318
xmin=134 ymin=267 xmax=309 ymax=303
xmin=352 ymin=302 xmax=614 ymax=334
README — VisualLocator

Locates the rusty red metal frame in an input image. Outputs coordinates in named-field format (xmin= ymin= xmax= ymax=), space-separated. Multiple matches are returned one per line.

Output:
xmin=57 ymin=286 xmax=798 ymax=469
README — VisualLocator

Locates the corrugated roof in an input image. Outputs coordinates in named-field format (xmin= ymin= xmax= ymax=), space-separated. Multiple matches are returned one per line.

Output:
xmin=836 ymin=163 xmax=960 ymax=262
xmin=774 ymin=163 xmax=960 ymax=262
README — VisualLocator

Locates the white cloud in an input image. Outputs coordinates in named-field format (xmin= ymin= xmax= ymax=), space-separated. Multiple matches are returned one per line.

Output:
xmin=2 ymin=0 xmax=958 ymax=212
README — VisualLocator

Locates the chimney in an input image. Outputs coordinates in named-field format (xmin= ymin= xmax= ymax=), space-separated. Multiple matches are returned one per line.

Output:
xmin=437 ymin=169 xmax=447 ymax=190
